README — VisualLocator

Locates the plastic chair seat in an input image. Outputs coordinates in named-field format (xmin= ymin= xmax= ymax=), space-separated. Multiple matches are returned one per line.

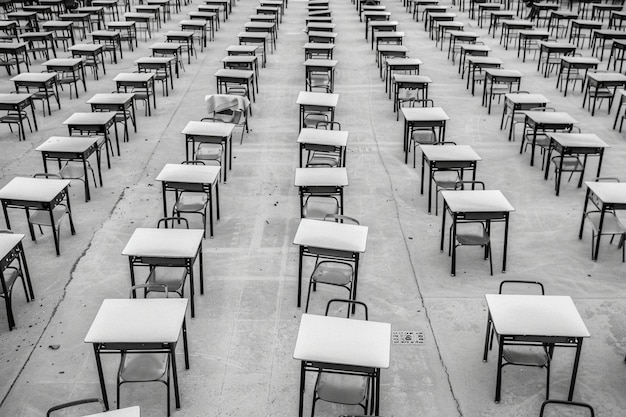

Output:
xmin=196 ymin=143 xmax=222 ymax=162
xmin=456 ymin=224 xmax=490 ymax=246
xmin=29 ymin=205 xmax=67 ymax=228
xmin=303 ymin=196 xmax=339 ymax=219
xmin=146 ymin=267 xmax=186 ymax=293
xmin=175 ymin=193 xmax=208 ymax=212
xmin=503 ymin=348 xmax=549 ymax=367
xmin=1 ymin=267 xmax=20 ymax=296
xmin=315 ymin=373 xmax=369 ymax=405
xmin=120 ymin=352 xmax=169 ymax=382
xmin=586 ymin=211 xmax=626 ymax=235
xmin=311 ymin=261 xmax=352 ymax=286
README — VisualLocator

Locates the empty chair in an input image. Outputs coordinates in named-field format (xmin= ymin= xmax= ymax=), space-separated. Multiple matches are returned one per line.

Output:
xmin=405 ymin=99 xmax=437 ymax=167
xmin=305 ymin=215 xmax=359 ymax=313
xmin=46 ymin=398 xmax=106 ymax=416
xmin=583 ymin=177 xmax=626 ymax=261
xmin=203 ymin=94 xmax=250 ymax=144
xmin=117 ymin=283 xmax=172 ymax=416
xmin=539 ymin=400 xmax=594 ymax=417
xmin=30 ymin=173 xmax=73 ymax=255
xmin=0 ymin=109 xmax=32 ymax=141
xmin=171 ymin=161 xmax=217 ymax=237
xmin=521 ymin=107 xmax=559 ymax=169
xmin=487 ymin=280 xmax=551 ymax=401
xmin=0 ymin=229 xmax=30 ymax=330
xmin=549 ymin=155 xmax=584 ymax=192
xmin=311 ymin=299 xmax=371 ymax=417
xmin=304 ymin=121 xmax=343 ymax=168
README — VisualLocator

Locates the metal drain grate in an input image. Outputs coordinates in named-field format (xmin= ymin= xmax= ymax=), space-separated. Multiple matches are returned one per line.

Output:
xmin=392 ymin=330 xmax=424 ymax=345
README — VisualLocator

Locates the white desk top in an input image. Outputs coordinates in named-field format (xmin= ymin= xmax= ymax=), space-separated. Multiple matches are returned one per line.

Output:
xmin=560 ymin=56 xmax=600 ymax=65
xmin=485 ymin=294 xmax=590 ymax=338
xmin=69 ymin=43 xmax=104 ymax=52
xmin=0 ymin=177 xmax=71 ymax=202
xmin=113 ymin=72 xmax=156 ymax=82
xmin=504 ymin=93 xmax=551 ymax=104
xmin=150 ymin=42 xmax=181 ymax=51
xmin=484 ymin=68 xmax=524 ymax=77
xmin=302 ymin=59 xmax=338 ymax=67
xmin=85 ymin=298 xmax=188 ymax=344
xmin=441 ymin=190 xmax=515 ymax=213
xmin=43 ymin=58 xmax=83 ymax=67
xmin=182 ymin=120 xmax=235 ymax=137
xmin=297 ymin=128 xmax=348 ymax=147
xmin=214 ymin=68 xmax=254 ymax=78
xmin=0 ymin=233 xmax=25 ymax=259
xmin=467 ymin=56 xmax=503 ymax=65
xmin=293 ymin=218 xmax=368 ymax=253
xmin=420 ymin=145 xmax=482 ymax=162
xmin=296 ymin=91 xmax=339 ymax=107
xmin=548 ymin=133 xmax=609 ymax=148
xmin=386 ymin=57 xmax=423 ymax=66
xmin=36 ymin=136 xmax=101 ymax=153
xmin=302 ymin=42 xmax=335 ymax=50
xmin=135 ymin=56 xmax=175 ymax=64
xmin=524 ymin=111 xmax=578 ymax=125
xmin=295 ymin=167 xmax=348 ymax=187
xmin=86 ymin=93 xmax=135 ymax=105
xmin=585 ymin=181 xmax=626 ymax=205
xmin=156 ymin=163 xmax=220 ymax=184
xmin=0 ymin=93 xmax=33 ymax=104
xmin=11 ymin=72 xmax=57 ymax=83
xmin=85 ymin=406 xmax=140 ymax=417
xmin=400 ymin=106 xmax=450 ymax=122
xmin=122 ymin=228 xmax=204 ymax=258
xmin=587 ymin=71 xmax=626 ymax=82
xmin=63 ymin=112 xmax=116 ymax=125
xmin=392 ymin=74 xmax=432 ymax=83
xmin=293 ymin=314 xmax=391 ymax=368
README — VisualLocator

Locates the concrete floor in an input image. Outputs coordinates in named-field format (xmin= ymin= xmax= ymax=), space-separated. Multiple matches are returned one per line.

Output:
xmin=1 ymin=0 xmax=626 ymax=416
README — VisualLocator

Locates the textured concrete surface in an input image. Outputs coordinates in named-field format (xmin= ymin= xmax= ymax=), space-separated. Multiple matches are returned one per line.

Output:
xmin=0 ymin=0 xmax=626 ymax=416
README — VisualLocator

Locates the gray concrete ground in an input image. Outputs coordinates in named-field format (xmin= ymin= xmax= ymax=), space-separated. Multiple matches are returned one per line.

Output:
xmin=1 ymin=0 xmax=626 ymax=415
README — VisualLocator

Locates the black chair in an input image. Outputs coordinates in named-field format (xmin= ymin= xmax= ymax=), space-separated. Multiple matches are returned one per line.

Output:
xmin=0 ymin=229 xmax=30 ymax=330
xmin=539 ymin=399 xmax=594 ymax=417
xmin=46 ymin=398 xmax=105 ymax=416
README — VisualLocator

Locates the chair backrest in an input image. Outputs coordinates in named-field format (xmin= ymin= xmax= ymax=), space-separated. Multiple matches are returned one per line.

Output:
xmin=454 ymin=180 xmax=485 ymax=190
xmin=33 ymin=172 xmax=62 ymax=180
xmin=181 ymin=160 xmax=206 ymax=166
xmin=46 ymin=398 xmax=105 ymax=417
xmin=498 ymin=280 xmax=545 ymax=295
xmin=539 ymin=400 xmax=594 ymax=417
xmin=324 ymin=214 xmax=360 ymax=225
xmin=325 ymin=298 xmax=368 ymax=320
xmin=129 ymin=283 xmax=169 ymax=298
xmin=157 ymin=217 xmax=190 ymax=229
xmin=315 ymin=120 xmax=341 ymax=130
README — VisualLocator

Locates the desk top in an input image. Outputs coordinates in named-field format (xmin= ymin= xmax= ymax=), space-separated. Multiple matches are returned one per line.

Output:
xmin=214 ymin=68 xmax=254 ymax=78
xmin=585 ymin=181 xmax=626 ymax=205
xmin=449 ymin=30 xmax=477 ymax=38
xmin=245 ymin=21 xmax=276 ymax=29
xmin=400 ymin=106 xmax=450 ymax=122
xmin=303 ymin=42 xmax=335 ymax=50
xmin=461 ymin=44 xmax=491 ymax=52
xmin=113 ymin=72 xmax=156 ymax=82
xmin=91 ymin=30 xmax=119 ymax=37
xmin=560 ymin=56 xmax=600 ymax=65
xmin=392 ymin=74 xmax=432 ymax=83
xmin=182 ymin=120 xmax=235 ymax=137
xmin=0 ymin=93 xmax=33 ymax=104
xmin=135 ymin=56 xmax=175 ymax=65
xmin=156 ymin=163 xmax=221 ymax=185
xmin=43 ymin=58 xmax=83 ymax=67
xmin=539 ymin=41 xmax=577 ymax=49
xmin=297 ymin=128 xmax=348 ymax=147
xmin=85 ymin=298 xmax=188 ymax=344
xmin=518 ymin=29 xmax=550 ymax=37
xmin=124 ymin=12 xmax=154 ymax=18
xmin=122 ymin=227 xmax=204 ymax=258
xmin=63 ymin=112 xmax=116 ymax=125
xmin=504 ymin=93 xmax=550 ymax=104
xmin=571 ymin=19 xmax=604 ymax=27
xmin=87 ymin=93 xmax=135 ymax=105
xmin=294 ymin=218 xmax=368 ymax=252
xmin=420 ymin=145 xmax=482 ymax=162
xmin=296 ymin=91 xmax=339 ymax=107
xmin=586 ymin=71 xmax=626 ymax=82
xmin=386 ymin=57 xmax=423 ymax=66
xmin=19 ymin=31 xmax=54 ymax=39
xmin=295 ymin=167 xmax=348 ymax=187
xmin=525 ymin=111 xmax=578 ymax=125
xmin=549 ymin=133 xmax=609 ymax=148
xmin=502 ymin=19 xmax=535 ymax=27
xmin=0 ymin=42 xmax=28 ymax=51
xmin=11 ymin=72 xmax=56 ymax=83
xmin=441 ymin=190 xmax=514 ymax=213
xmin=467 ymin=56 xmax=503 ymax=65
xmin=85 ymin=406 xmax=140 ymax=417
xmin=303 ymin=59 xmax=338 ymax=68
xmin=36 ymin=136 xmax=101 ymax=153
xmin=486 ymin=294 xmax=589 ymax=338
xmin=221 ymin=55 xmax=258 ymax=63
xmin=0 ymin=233 xmax=25 ymax=259
xmin=150 ymin=42 xmax=181 ymax=51
xmin=484 ymin=68 xmax=523 ymax=78
xmin=0 ymin=177 xmax=71 ymax=202
xmin=69 ymin=43 xmax=104 ymax=52
xmin=293 ymin=314 xmax=391 ymax=368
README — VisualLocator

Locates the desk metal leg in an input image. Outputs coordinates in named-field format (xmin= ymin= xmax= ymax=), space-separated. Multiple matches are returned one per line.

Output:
xmin=170 ymin=344 xmax=181 ymax=409
xmin=298 ymin=361 xmax=306 ymax=417
xmin=93 ymin=345 xmax=110 ymax=409
xmin=297 ymin=246 xmax=304 ymax=308
xmin=568 ymin=338 xmax=584 ymax=400
xmin=495 ymin=335 xmax=504 ymax=403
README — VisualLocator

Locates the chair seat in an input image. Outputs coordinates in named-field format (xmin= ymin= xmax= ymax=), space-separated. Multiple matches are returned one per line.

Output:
xmin=307 ymin=154 xmax=339 ymax=167
xmin=60 ymin=161 xmax=89 ymax=179
xmin=120 ymin=352 xmax=169 ymax=382
xmin=316 ymin=373 xmax=368 ymax=405
xmin=434 ymin=170 xmax=460 ymax=189
xmin=29 ymin=205 xmax=66 ymax=227
xmin=552 ymin=156 xmax=583 ymax=172
xmin=412 ymin=130 xmax=436 ymax=145
xmin=311 ymin=261 xmax=352 ymax=286
xmin=304 ymin=196 xmax=339 ymax=219
xmin=1 ymin=267 xmax=20 ymax=298
xmin=175 ymin=193 xmax=208 ymax=212
xmin=146 ymin=267 xmax=187 ymax=293
xmin=196 ymin=144 xmax=222 ymax=161
xmin=456 ymin=223 xmax=489 ymax=246
xmin=503 ymin=347 xmax=549 ymax=367
xmin=586 ymin=211 xmax=626 ymax=234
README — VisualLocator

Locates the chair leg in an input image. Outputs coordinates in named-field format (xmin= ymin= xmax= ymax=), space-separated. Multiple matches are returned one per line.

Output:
xmin=304 ymin=278 xmax=314 ymax=313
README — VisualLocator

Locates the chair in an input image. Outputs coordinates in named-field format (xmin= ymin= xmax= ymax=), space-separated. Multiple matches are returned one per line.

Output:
xmin=549 ymin=155 xmax=584 ymax=192
xmin=311 ymin=299 xmax=370 ymax=417
xmin=0 ymin=229 xmax=29 ymax=330
xmin=117 ymin=283 xmax=172 ymax=416
xmin=46 ymin=398 xmax=106 ymax=416
xmin=583 ymin=177 xmax=626 ymax=261
xmin=202 ymin=94 xmax=250 ymax=144
xmin=0 ymin=109 xmax=32 ymax=140
xmin=448 ymin=181 xmax=494 ymax=275
xmin=488 ymin=280 xmax=551 ymax=400
xmin=405 ymin=99 xmax=437 ymax=167
xmin=584 ymin=70 xmax=616 ymax=113
xmin=521 ymin=106 xmax=558 ymax=169
xmin=29 ymin=173 xmax=72 ymax=254
xmin=171 ymin=161 xmax=217 ymax=238
xmin=305 ymin=215 xmax=359 ymax=313
xmin=431 ymin=142 xmax=466 ymax=216
xmin=539 ymin=400 xmax=594 ymax=417
xmin=142 ymin=218 xmax=190 ymax=299
xmin=303 ymin=121 xmax=343 ymax=168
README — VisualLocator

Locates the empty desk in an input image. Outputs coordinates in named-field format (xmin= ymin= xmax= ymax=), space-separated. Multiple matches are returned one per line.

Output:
xmin=400 ymin=107 xmax=450 ymax=164
xmin=295 ymin=167 xmax=348 ymax=217
xmin=297 ymin=127 xmax=348 ymax=168
xmin=521 ymin=111 xmax=578 ymax=167
xmin=69 ymin=43 xmax=106 ymax=80
xmin=86 ymin=93 xmax=136 ymax=145
xmin=557 ymin=56 xmax=599 ymax=96
xmin=0 ymin=93 xmax=38 ymax=141
xmin=11 ymin=72 xmax=60 ymax=116
xmin=114 ymin=72 xmax=157 ymax=116
xmin=182 ymin=120 xmax=234 ymax=182
xmin=296 ymin=91 xmax=339 ymax=132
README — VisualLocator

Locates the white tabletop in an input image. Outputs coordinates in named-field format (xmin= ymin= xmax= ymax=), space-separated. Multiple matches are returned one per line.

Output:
xmin=297 ymin=128 xmax=348 ymax=147
xmin=0 ymin=93 xmax=33 ymax=104
xmin=150 ymin=42 xmax=181 ymax=51
xmin=214 ymin=68 xmax=254 ymax=78
xmin=504 ymin=93 xmax=550 ymax=104
xmin=587 ymin=72 xmax=626 ymax=82
xmin=296 ymin=91 xmax=339 ymax=107
xmin=293 ymin=218 xmax=368 ymax=253
xmin=561 ymin=56 xmax=600 ymax=65
xmin=135 ymin=56 xmax=175 ymax=64
xmin=295 ymin=167 xmax=348 ymax=187
xmin=393 ymin=74 xmax=431 ymax=83
xmin=293 ymin=314 xmax=391 ymax=368
xmin=0 ymin=233 xmax=25 ymax=259
xmin=156 ymin=163 xmax=220 ymax=184
xmin=467 ymin=56 xmax=504 ymax=65
xmin=0 ymin=177 xmax=71 ymax=202
xmin=122 ymin=228 xmax=204 ymax=258
xmin=485 ymin=294 xmax=590 ymax=338
xmin=420 ymin=145 xmax=482 ymax=162
xmin=113 ymin=72 xmax=156 ymax=82
xmin=85 ymin=406 xmax=140 ymax=417
xmin=87 ymin=93 xmax=135 ymax=105
xmin=302 ymin=42 xmax=335 ymax=50
xmin=69 ymin=43 xmax=104 ymax=52
xmin=386 ymin=58 xmax=423 ymax=66
xmin=43 ymin=58 xmax=83 ymax=67
xmin=182 ymin=120 xmax=235 ymax=137
xmin=36 ymin=136 xmax=100 ymax=153
xmin=302 ymin=59 xmax=338 ymax=68
xmin=524 ymin=111 xmax=578 ymax=125
xmin=11 ymin=72 xmax=57 ymax=83
xmin=441 ymin=190 xmax=515 ymax=213
xmin=63 ymin=112 xmax=116 ymax=125
xmin=585 ymin=181 xmax=626 ymax=205
xmin=401 ymin=106 xmax=450 ymax=122
xmin=84 ymin=298 xmax=188 ymax=344
xmin=484 ymin=68 xmax=524 ymax=78
xmin=548 ymin=133 xmax=609 ymax=148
